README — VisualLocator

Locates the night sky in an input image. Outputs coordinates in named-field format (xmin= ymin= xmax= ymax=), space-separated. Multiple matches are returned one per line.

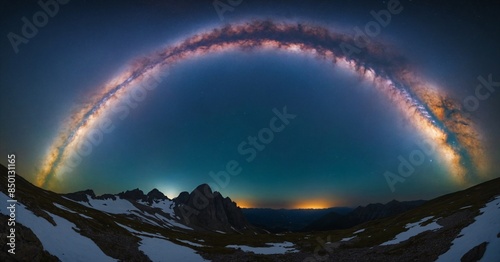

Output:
xmin=1 ymin=0 xmax=500 ymax=209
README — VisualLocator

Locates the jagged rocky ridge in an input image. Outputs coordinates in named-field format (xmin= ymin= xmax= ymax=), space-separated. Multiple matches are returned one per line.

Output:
xmin=173 ymin=184 xmax=250 ymax=231
xmin=64 ymin=183 xmax=252 ymax=233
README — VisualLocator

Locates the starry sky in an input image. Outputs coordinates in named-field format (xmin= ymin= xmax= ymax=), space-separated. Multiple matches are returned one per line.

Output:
xmin=1 ymin=0 xmax=500 ymax=209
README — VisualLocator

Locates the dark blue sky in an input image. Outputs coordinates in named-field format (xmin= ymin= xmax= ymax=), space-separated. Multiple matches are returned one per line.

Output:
xmin=1 ymin=0 xmax=499 ymax=208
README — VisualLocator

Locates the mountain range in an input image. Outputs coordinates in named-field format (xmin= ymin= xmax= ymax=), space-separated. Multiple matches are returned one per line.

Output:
xmin=303 ymin=199 xmax=426 ymax=231
xmin=1 ymin=164 xmax=499 ymax=261
xmin=242 ymin=207 xmax=353 ymax=233
xmin=63 ymin=183 xmax=255 ymax=234
xmin=242 ymin=200 xmax=427 ymax=233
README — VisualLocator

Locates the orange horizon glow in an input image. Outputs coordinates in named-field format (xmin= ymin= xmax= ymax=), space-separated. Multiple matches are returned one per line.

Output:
xmin=233 ymin=199 xmax=255 ymax=209
xmin=234 ymin=198 xmax=338 ymax=209
xmin=292 ymin=199 xmax=338 ymax=209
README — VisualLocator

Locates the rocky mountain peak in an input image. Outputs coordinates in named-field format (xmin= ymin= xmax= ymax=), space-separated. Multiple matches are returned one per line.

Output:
xmin=174 ymin=191 xmax=190 ymax=205
xmin=64 ymin=189 xmax=96 ymax=202
xmin=146 ymin=188 xmax=169 ymax=202
xmin=63 ymin=184 xmax=254 ymax=233
xmin=173 ymin=183 xmax=250 ymax=232
xmin=117 ymin=188 xmax=147 ymax=202
xmin=196 ymin=183 xmax=213 ymax=194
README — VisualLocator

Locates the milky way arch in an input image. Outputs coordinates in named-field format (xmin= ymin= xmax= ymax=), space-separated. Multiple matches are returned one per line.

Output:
xmin=36 ymin=20 xmax=487 ymax=188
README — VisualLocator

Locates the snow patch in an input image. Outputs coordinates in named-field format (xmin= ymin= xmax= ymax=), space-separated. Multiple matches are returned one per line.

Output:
xmin=67 ymin=195 xmax=140 ymax=215
xmin=177 ymin=239 xmax=205 ymax=247
xmin=79 ymin=213 xmax=93 ymax=219
xmin=138 ymin=236 xmax=208 ymax=261
xmin=115 ymin=221 xmax=206 ymax=260
xmin=54 ymin=204 xmax=92 ymax=219
xmin=353 ymin=228 xmax=365 ymax=234
xmin=115 ymin=222 xmax=161 ymax=238
xmin=0 ymin=192 xmax=115 ymax=261
xmin=156 ymin=213 xmax=192 ymax=230
xmin=381 ymin=216 xmax=441 ymax=245
xmin=87 ymin=197 xmax=140 ymax=214
xmin=437 ymin=196 xmax=500 ymax=262
xmin=226 ymin=242 xmax=298 ymax=255
xmin=53 ymin=203 xmax=76 ymax=213
xmin=130 ymin=210 xmax=163 ymax=227
xmin=72 ymin=196 xmax=191 ymax=231
xmin=150 ymin=199 xmax=176 ymax=216
xmin=341 ymin=236 xmax=356 ymax=242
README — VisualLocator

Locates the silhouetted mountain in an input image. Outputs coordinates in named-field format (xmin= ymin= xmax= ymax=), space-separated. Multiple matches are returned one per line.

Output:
xmin=242 ymin=207 xmax=352 ymax=232
xmin=303 ymin=199 xmax=425 ymax=231
xmin=64 ymin=189 xmax=96 ymax=202
xmin=173 ymin=184 xmax=252 ymax=232
xmin=146 ymin=188 xmax=169 ymax=203
xmin=117 ymin=188 xmax=147 ymax=202
xmin=65 ymin=183 xmax=251 ymax=233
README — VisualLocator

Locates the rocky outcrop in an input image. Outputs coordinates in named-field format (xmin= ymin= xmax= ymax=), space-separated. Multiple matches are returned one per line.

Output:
xmin=117 ymin=189 xmax=147 ymax=202
xmin=95 ymin=193 xmax=116 ymax=201
xmin=65 ymin=188 xmax=166 ymax=203
xmin=146 ymin=188 xmax=169 ymax=203
xmin=174 ymin=184 xmax=249 ymax=232
xmin=0 ymin=215 xmax=59 ymax=262
xmin=64 ymin=189 xmax=96 ymax=202
xmin=461 ymin=242 xmax=488 ymax=262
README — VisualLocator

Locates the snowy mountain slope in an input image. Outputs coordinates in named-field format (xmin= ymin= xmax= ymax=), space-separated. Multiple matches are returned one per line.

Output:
xmin=65 ymin=194 xmax=188 ymax=229
xmin=298 ymin=178 xmax=500 ymax=262
xmin=0 ymin=166 xmax=208 ymax=261
xmin=0 ymin=192 xmax=115 ymax=262
xmin=115 ymin=223 xmax=208 ymax=261
xmin=437 ymin=196 xmax=500 ymax=262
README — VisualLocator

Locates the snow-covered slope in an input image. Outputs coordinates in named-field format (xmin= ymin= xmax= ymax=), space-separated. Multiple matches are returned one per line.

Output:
xmin=437 ymin=196 xmax=500 ymax=262
xmin=75 ymin=197 xmax=140 ymax=214
xmin=139 ymin=236 xmax=208 ymax=262
xmin=381 ymin=216 xmax=442 ymax=245
xmin=115 ymin=222 xmax=207 ymax=261
xmin=65 ymin=193 xmax=193 ymax=231
xmin=226 ymin=241 xmax=298 ymax=255
xmin=0 ymin=192 xmax=115 ymax=262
